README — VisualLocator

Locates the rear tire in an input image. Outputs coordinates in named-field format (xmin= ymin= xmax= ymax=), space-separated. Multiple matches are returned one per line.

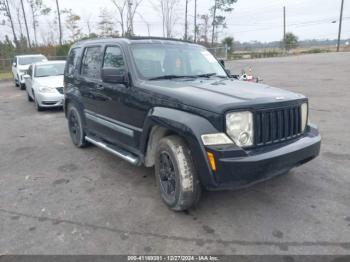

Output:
xmin=20 ymin=83 xmax=25 ymax=90
xmin=67 ymin=103 xmax=89 ymax=148
xmin=155 ymin=135 xmax=201 ymax=211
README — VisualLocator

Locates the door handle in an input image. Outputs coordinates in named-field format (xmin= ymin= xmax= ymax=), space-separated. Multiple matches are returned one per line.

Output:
xmin=96 ymin=84 xmax=104 ymax=90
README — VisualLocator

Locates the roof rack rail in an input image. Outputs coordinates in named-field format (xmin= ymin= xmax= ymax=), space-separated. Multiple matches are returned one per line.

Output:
xmin=73 ymin=36 xmax=194 ymax=46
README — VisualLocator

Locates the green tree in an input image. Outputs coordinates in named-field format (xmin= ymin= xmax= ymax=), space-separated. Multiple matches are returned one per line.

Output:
xmin=222 ymin=36 xmax=234 ymax=56
xmin=284 ymin=32 xmax=298 ymax=50
xmin=0 ymin=35 xmax=15 ymax=61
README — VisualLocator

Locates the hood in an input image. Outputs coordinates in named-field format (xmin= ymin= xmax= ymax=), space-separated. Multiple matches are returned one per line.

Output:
xmin=144 ymin=78 xmax=306 ymax=114
xmin=18 ymin=65 xmax=30 ymax=72
xmin=34 ymin=75 xmax=64 ymax=88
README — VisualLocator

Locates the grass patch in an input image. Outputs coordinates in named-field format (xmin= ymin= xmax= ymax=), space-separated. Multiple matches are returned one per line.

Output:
xmin=0 ymin=72 xmax=12 ymax=81
xmin=300 ymin=48 xmax=330 ymax=54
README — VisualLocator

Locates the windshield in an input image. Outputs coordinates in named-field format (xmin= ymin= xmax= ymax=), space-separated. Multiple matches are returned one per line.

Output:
xmin=130 ymin=44 xmax=227 ymax=80
xmin=18 ymin=56 xmax=47 ymax=65
xmin=35 ymin=63 xmax=65 ymax=77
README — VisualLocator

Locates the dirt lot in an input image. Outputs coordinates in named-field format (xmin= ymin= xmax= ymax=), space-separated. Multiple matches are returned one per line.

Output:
xmin=0 ymin=52 xmax=349 ymax=255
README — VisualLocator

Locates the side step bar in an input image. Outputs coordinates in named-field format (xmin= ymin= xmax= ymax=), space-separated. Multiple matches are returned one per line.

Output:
xmin=85 ymin=136 xmax=140 ymax=165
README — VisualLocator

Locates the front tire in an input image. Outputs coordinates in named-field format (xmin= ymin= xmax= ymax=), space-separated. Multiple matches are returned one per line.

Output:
xmin=67 ymin=104 xmax=89 ymax=148
xmin=155 ymin=136 xmax=201 ymax=211
xmin=34 ymin=94 xmax=43 ymax=111
xmin=27 ymin=92 xmax=33 ymax=102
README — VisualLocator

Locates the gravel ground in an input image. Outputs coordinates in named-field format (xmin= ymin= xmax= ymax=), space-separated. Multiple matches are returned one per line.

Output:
xmin=0 ymin=52 xmax=349 ymax=255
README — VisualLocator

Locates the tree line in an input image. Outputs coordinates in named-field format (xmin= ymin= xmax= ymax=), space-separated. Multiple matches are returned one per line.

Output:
xmin=0 ymin=0 xmax=238 ymax=50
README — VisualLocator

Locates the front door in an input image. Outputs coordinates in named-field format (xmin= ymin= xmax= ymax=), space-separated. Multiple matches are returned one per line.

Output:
xmin=95 ymin=45 xmax=139 ymax=149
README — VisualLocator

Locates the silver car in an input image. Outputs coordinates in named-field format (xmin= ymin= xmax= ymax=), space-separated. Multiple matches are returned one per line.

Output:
xmin=24 ymin=61 xmax=66 ymax=111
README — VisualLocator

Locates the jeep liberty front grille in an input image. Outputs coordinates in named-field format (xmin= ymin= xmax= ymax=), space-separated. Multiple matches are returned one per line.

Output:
xmin=254 ymin=105 xmax=302 ymax=146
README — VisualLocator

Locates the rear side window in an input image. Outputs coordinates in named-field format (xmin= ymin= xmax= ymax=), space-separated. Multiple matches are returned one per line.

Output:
xmin=81 ymin=46 xmax=102 ymax=79
xmin=27 ymin=65 xmax=32 ymax=77
xmin=103 ymin=46 xmax=125 ymax=69
xmin=66 ymin=47 xmax=80 ymax=75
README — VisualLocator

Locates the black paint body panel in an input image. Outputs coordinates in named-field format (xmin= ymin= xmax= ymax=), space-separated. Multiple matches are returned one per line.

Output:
xmin=64 ymin=38 xmax=321 ymax=190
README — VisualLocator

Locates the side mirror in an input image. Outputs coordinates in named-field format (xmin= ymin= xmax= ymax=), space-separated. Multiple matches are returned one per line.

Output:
xmin=102 ymin=67 xmax=127 ymax=84
xmin=13 ymin=62 xmax=17 ymax=67
xmin=230 ymin=74 xmax=240 ymax=80
xmin=219 ymin=59 xmax=225 ymax=68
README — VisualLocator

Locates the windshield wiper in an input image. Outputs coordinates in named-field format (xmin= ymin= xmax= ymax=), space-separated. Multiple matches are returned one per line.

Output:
xmin=149 ymin=75 xmax=196 ymax=80
xmin=194 ymin=73 xmax=217 ymax=78
xmin=195 ymin=73 xmax=228 ymax=79
xmin=149 ymin=73 xmax=227 ymax=81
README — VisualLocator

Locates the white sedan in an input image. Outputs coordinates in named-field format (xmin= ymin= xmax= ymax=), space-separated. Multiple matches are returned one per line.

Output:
xmin=24 ymin=61 xmax=66 ymax=111
xmin=12 ymin=54 xmax=48 ymax=89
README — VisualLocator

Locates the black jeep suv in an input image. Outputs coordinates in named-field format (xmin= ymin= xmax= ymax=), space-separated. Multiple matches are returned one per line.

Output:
xmin=64 ymin=38 xmax=321 ymax=211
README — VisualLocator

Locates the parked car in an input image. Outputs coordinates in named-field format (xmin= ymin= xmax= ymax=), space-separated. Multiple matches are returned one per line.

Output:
xmin=12 ymin=54 xmax=48 ymax=89
xmin=24 ymin=61 xmax=65 ymax=111
xmin=64 ymin=38 xmax=321 ymax=211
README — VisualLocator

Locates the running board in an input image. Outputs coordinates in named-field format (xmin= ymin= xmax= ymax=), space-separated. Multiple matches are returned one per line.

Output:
xmin=85 ymin=136 xmax=140 ymax=165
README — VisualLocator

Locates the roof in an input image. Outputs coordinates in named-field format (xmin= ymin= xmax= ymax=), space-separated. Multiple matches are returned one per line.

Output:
xmin=72 ymin=37 xmax=199 ymax=48
xmin=16 ymin=54 xmax=46 ymax=58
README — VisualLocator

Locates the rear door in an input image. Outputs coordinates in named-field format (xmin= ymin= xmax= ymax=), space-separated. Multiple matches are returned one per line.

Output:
xmin=65 ymin=47 xmax=81 ymax=89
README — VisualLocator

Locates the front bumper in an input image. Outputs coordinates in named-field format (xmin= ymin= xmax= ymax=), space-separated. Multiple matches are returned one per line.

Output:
xmin=36 ymin=92 xmax=64 ymax=108
xmin=204 ymin=124 xmax=321 ymax=190
xmin=18 ymin=73 xmax=26 ymax=84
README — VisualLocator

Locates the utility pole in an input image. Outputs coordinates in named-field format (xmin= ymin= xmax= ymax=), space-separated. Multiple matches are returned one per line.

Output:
xmin=337 ymin=0 xmax=345 ymax=52
xmin=20 ymin=0 xmax=31 ymax=48
xmin=55 ymin=0 xmax=62 ymax=46
xmin=211 ymin=0 xmax=217 ymax=46
xmin=283 ymin=6 xmax=286 ymax=51
xmin=194 ymin=0 xmax=197 ymax=42
xmin=127 ymin=0 xmax=133 ymax=36
xmin=184 ymin=0 xmax=188 ymax=40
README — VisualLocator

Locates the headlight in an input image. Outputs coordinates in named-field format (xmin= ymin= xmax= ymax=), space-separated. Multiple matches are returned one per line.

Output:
xmin=226 ymin=111 xmax=254 ymax=147
xmin=301 ymin=103 xmax=308 ymax=132
xmin=38 ymin=86 xmax=55 ymax=93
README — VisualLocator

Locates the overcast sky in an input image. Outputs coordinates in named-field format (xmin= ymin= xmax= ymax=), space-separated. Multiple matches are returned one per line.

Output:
xmin=2 ymin=0 xmax=350 ymax=43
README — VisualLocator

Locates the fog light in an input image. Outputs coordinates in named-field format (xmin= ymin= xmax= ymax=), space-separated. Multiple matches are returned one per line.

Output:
xmin=201 ymin=133 xmax=233 ymax=146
